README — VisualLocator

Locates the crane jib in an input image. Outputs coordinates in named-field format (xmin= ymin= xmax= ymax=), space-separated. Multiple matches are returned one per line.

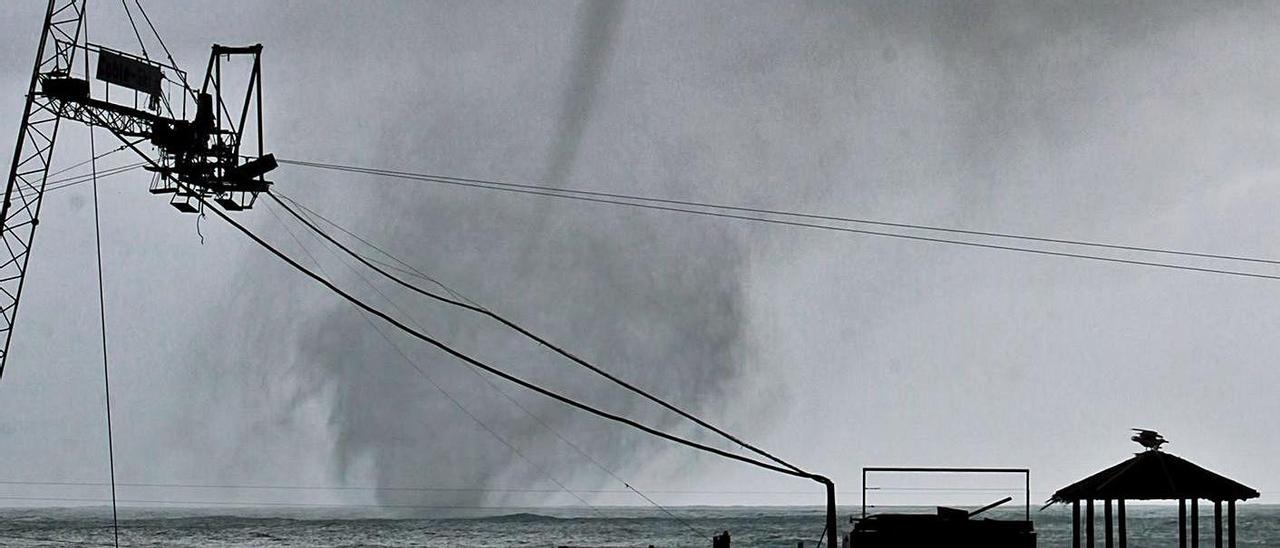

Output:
xmin=0 ymin=0 xmax=276 ymax=379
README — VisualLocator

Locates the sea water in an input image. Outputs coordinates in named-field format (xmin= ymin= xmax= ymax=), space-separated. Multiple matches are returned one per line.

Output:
xmin=1 ymin=505 xmax=1277 ymax=546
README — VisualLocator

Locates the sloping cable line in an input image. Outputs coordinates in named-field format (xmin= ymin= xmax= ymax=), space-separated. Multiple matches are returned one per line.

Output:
xmin=813 ymin=523 xmax=829 ymax=548
xmin=274 ymin=194 xmax=749 ymax=525
xmin=29 ymin=163 xmax=144 ymax=196
xmin=277 ymin=206 xmax=705 ymax=537
xmin=103 ymin=148 xmax=815 ymax=484
xmin=82 ymin=14 xmax=121 ymax=538
xmin=87 ymin=123 xmax=122 ymax=548
xmin=45 ymin=138 xmax=139 ymax=179
xmin=268 ymin=190 xmax=809 ymax=477
xmin=51 ymin=162 xmax=144 ymax=186
xmin=130 ymin=0 xmax=195 ymax=103
xmin=14 ymin=165 xmax=143 ymax=203
xmin=92 ymin=130 xmax=825 ymax=522
xmin=97 ymin=121 xmax=825 ymax=527
xmin=218 ymin=192 xmax=809 ymax=478
xmin=276 ymin=159 xmax=1280 ymax=280
xmin=270 ymin=197 xmax=703 ymax=535
xmin=272 ymin=194 xmax=830 ymax=542
xmin=450 ymin=358 xmax=701 ymax=532
xmin=282 ymin=158 xmax=1280 ymax=267
xmin=273 ymin=193 xmax=802 ymax=484
xmin=9 ymin=161 xmax=145 ymax=202
xmin=118 ymin=0 xmax=148 ymax=59
xmin=262 ymin=200 xmax=608 ymax=520
xmin=273 ymin=194 xmax=470 ymax=304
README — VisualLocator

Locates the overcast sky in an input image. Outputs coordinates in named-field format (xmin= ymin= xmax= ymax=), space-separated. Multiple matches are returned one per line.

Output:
xmin=2 ymin=0 xmax=1280 ymax=512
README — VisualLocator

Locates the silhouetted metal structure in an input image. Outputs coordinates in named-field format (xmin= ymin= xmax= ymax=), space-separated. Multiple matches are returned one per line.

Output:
xmin=0 ymin=0 xmax=275 ymax=379
xmin=1048 ymin=433 xmax=1259 ymax=548
xmin=849 ymin=467 xmax=1035 ymax=547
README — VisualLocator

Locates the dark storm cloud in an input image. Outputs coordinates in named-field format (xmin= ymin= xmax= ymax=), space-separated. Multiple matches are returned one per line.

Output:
xmin=4 ymin=0 xmax=1280 ymax=511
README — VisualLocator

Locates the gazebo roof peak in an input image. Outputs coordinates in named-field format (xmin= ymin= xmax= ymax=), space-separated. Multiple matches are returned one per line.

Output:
xmin=1048 ymin=433 xmax=1259 ymax=505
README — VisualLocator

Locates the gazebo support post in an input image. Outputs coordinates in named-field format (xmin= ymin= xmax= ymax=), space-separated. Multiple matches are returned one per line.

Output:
xmin=1180 ymin=499 xmax=1187 ymax=548
xmin=1228 ymin=500 xmax=1236 ymax=548
xmin=1087 ymin=499 xmax=1095 ymax=548
xmin=1192 ymin=498 xmax=1199 ymax=548
xmin=1073 ymin=500 xmax=1081 ymax=548
xmin=1117 ymin=499 xmax=1126 ymax=548
xmin=1214 ymin=501 xmax=1222 ymax=548
xmin=1105 ymin=499 xmax=1114 ymax=548
xmin=1049 ymin=447 xmax=1258 ymax=548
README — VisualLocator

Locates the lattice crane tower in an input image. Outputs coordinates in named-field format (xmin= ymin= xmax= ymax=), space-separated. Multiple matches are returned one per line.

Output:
xmin=0 ymin=0 xmax=276 ymax=379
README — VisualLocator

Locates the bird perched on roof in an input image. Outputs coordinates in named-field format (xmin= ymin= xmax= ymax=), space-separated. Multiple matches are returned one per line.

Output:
xmin=1131 ymin=429 xmax=1168 ymax=451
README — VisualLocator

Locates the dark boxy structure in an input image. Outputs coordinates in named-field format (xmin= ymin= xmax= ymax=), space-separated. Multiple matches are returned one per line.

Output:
xmin=849 ymin=505 xmax=1036 ymax=547
xmin=848 ymin=467 xmax=1036 ymax=547
xmin=1047 ymin=435 xmax=1260 ymax=548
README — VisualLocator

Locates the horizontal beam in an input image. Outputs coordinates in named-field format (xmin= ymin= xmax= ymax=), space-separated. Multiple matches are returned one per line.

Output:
xmin=863 ymin=467 xmax=1030 ymax=474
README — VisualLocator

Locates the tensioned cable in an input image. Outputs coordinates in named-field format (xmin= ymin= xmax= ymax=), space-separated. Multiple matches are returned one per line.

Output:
xmin=17 ymin=163 xmax=143 ymax=199
xmin=88 ymin=110 xmax=121 ymax=548
xmin=271 ymin=197 xmax=703 ymax=535
xmin=263 ymin=200 xmax=610 ymax=520
xmin=115 ymin=3 xmax=1280 ymax=274
xmin=277 ymin=159 xmax=1280 ymax=280
xmin=221 ymin=197 xmax=806 ymax=478
xmin=271 ymin=199 xmax=832 ymax=541
xmin=119 ymin=0 xmax=148 ymax=59
xmin=92 ymin=131 xmax=820 ymax=483
xmin=45 ymin=139 xmax=138 ymax=179
xmin=82 ymin=13 xmax=120 ymax=545
xmin=136 ymin=0 xmax=233 ymax=124
xmin=272 ymin=193 xmax=803 ymax=476
xmin=272 ymin=195 xmax=469 ymax=302
xmin=75 ymin=138 xmax=836 ymax=541
xmin=131 ymin=0 xmax=195 ymax=101
xmin=50 ymin=163 xmax=142 ymax=186
xmin=274 ymin=193 xmax=756 ymax=531
xmin=281 ymin=158 xmax=1280 ymax=266
xmin=12 ymin=161 xmax=152 ymax=202
xmin=269 ymin=190 xmax=808 ymax=476
xmin=81 ymin=35 xmax=831 ymax=526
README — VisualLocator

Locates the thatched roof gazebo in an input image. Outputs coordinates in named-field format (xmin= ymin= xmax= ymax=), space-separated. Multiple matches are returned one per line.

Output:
xmin=1047 ymin=431 xmax=1259 ymax=548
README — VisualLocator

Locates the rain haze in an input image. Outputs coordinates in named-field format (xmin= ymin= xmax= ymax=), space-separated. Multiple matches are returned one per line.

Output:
xmin=1 ymin=0 xmax=1279 ymax=533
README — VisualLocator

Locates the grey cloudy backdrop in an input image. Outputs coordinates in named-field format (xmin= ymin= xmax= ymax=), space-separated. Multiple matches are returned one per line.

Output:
xmin=1 ymin=0 xmax=1278 ymax=510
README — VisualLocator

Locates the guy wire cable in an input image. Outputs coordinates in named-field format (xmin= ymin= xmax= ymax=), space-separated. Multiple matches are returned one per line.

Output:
xmin=88 ymin=91 xmax=122 ymax=548
xmin=267 ymin=197 xmax=704 ymax=535
xmin=267 ymin=190 xmax=808 ymax=476
xmin=83 ymin=11 xmax=120 ymax=545
xmin=101 ymin=128 xmax=822 ymax=487
xmin=276 ymin=158 xmax=1280 ymax=278
xmin=208 ymin=187 xmax=812 ymax=479
xmin=271 ymin=192 xmax=799 ymax=526
xmin=262 ymin=199 xmax=611 ymax=520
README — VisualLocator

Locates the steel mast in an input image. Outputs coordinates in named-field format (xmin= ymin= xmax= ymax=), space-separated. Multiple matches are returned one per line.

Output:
xmin=0 ymin=0 xmax=86 ymax=380
xmin=0 ymin=0 xmax=275 ymax=380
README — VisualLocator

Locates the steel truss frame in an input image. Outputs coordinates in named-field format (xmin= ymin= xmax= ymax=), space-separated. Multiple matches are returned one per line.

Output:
xmin=0 ymin=0 xmax=86 ymax=380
